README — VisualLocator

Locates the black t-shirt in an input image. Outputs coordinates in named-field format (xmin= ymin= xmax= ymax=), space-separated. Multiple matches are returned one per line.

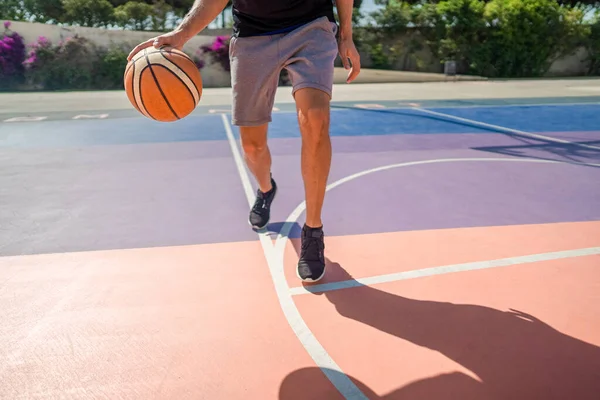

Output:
xmin=231 ymin=0 xmax=336 ymax=37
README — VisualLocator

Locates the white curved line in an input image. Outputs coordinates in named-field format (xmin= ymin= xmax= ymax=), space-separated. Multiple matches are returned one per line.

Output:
xmin=273 ymin=157 xmax=569 ymax=253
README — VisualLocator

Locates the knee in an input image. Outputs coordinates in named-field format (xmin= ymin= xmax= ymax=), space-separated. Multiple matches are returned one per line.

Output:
xmin=241 ymin=136 xmax=267 ymax=159
xmin=298 ymin=105 xmax=330 ymax=143
xmin=239 ymin=125 xmax=268 ymax=159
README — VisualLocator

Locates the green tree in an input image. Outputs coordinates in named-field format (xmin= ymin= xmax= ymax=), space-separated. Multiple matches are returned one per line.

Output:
xmin=114 ymin=1 xmax=153 ymax=30
xmin=108 ymin=0 xmax=193 ymax=16
xmin=62 ymin=0 xmax=115 ymax=27
xmin=2 ymin=0 xmax=119 ymax=25
xmin=0 ymin=0 xmax=27 ymax=21
xmin=556 ymin=1 xmax=599 ymax=6
xmin=412 ymin=0 xmax=589 ymax=77
xmin=17 ymin=0 xmax=65 ymax=23
xmin=149 ymin=0 xmax=173 ymax=31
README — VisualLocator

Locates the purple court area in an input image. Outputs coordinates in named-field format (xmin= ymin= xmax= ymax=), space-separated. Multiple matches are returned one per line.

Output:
xmin=1 ymin=101 xmax=599 ymax=256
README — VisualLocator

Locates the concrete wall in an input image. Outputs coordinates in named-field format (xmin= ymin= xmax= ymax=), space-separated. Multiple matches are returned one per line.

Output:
xmin=547 ymin=47 xmax=591 ymax=76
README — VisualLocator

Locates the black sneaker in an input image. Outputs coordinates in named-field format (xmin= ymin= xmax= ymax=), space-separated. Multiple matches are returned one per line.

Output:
xmin=249 ymin=176 xmax=277 ymax=230
xmin=297 ymin=224 xmax=326 ymax=282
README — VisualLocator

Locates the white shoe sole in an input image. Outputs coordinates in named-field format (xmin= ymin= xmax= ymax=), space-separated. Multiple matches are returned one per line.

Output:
xmin=296 ymin=264 xmax=326 ymax=282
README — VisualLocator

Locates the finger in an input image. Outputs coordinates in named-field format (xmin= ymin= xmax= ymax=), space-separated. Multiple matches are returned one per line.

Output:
xmin=348 ymin=66 xmax=360 ymax=83
xmin=127 ymin=39 xmax=153 ymax=61
xmin=152 ymin=36 xmax=169 ymax=49
xmin=347 ymin=53 xmax=361 ymax=83
xmin=341 ymin=51 xmax=351 ymax=70
xmin=342 ymin=57 xmax=351 ymax=70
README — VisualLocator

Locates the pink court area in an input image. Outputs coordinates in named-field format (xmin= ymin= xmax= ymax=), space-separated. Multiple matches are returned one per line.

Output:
xmin=2 ymin=221 xmax=599 ymax=399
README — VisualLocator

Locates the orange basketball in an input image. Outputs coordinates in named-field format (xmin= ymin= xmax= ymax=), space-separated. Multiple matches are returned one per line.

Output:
xmin=124 ymin=46 xmax=203 ymax=122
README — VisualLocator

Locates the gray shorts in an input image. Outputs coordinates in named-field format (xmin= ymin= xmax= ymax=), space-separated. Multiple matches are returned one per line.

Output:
xmin=228 ymin=16 xmax=339 ymax=126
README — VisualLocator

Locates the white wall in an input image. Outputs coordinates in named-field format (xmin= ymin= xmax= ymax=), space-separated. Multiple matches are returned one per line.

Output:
xmin=547 ymin=47 xmax=591 ymax=76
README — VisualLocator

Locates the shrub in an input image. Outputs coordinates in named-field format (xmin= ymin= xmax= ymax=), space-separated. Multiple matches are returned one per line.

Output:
xmin=24 ymin=36 xmax=100 ymax=90
xmin=414 ymin=0 xmax=588 ymax=77
xmin=481 ymin=0 xmax=588 ymax=77
xmin=196 ymin=35 xmax=231 ymax=72
xmin=0 ymin=21 xmax=26 ymax=90
xmin=93 ymin=45 xmax=130 ymax=89
xmin=23 ymin=36 xmax=132 ymax=90
xmin=356 ymin=0 xmax=413 ymax=69
xmin=427 ymin=0 xmax=488 ymax=72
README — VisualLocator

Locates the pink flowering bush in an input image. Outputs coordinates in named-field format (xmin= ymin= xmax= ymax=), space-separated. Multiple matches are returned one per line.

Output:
xmin=196 ymin=35 xmax=230 ymax=72
xmin=0 ymin=21 xmax=26 ymax=90
xmin=24 ymin=35 xmax=128 ymax=90
xmin=24 ymin=36 xmax=96 ymax=89
xmin=2 ymin=26 xmax=289 ymax=91
xmin=23 ymin=35 xmax=50 ymax=69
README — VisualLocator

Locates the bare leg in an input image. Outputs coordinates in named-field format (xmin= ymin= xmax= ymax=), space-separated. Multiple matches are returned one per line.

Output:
xmin=294 ymin=88 xmax=332 ymax=228
xmin=239 ymin=124 xmax=272 ymax=193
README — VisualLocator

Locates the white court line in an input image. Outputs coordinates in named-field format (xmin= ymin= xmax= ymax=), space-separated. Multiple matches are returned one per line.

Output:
xmin=272 ymin=156 xmax=600 ymax=286
xmin=72 ymin=114 xmax=109 ymax=120
xmin=354 ymin=103 xmax=386 ymax=109
xmin=3 ymin=116 xmax=48 ymax=122
xmin=220 ymin=114 xmax=369 ymax=400
xmin=410 ymin=101 xmax=600 ymax=109
xmin=414 ymin=107 xmax=600 ymax=151
xmin=289 ymin=247 xmax=600 ymax=296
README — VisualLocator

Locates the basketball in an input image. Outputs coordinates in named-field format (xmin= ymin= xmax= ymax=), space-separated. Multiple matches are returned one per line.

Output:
xmin=124 ymin=46 xmax=203 ymax=122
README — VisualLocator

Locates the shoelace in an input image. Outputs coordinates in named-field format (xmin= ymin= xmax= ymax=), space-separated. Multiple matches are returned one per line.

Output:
xmin=251 ymin=192 xmax=268 ymax=213
xmin=301 ymin=235 xmax=324 ymax=260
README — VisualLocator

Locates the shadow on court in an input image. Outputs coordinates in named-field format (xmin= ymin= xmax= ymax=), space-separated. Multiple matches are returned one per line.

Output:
xmin=279 ymin=261 xmax=600 ymax=400
xmin=331 ymin=106 xmax=600 ymax=167
xmin=263 ymin=221 xmax=303 ymax=238
xmin=473 ymin=137 xmax=600 ymax=166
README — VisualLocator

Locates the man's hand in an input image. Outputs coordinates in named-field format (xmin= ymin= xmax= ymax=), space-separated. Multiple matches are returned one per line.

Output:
xmin=127 ymin=30 xmax=189 ymax=61
xmin=338 ymin=37 xmax=361 ymax=83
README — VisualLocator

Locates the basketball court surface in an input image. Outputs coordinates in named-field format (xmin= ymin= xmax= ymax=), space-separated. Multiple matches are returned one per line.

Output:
xmin=1 ymin=79 xmax=600 ymax=399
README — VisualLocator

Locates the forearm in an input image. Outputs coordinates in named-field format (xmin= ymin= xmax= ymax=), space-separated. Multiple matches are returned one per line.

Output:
xmin=335 ymin=0 xmax=353 ymax=40
xmin=176 ymin=0 xmax=230 ymax=40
